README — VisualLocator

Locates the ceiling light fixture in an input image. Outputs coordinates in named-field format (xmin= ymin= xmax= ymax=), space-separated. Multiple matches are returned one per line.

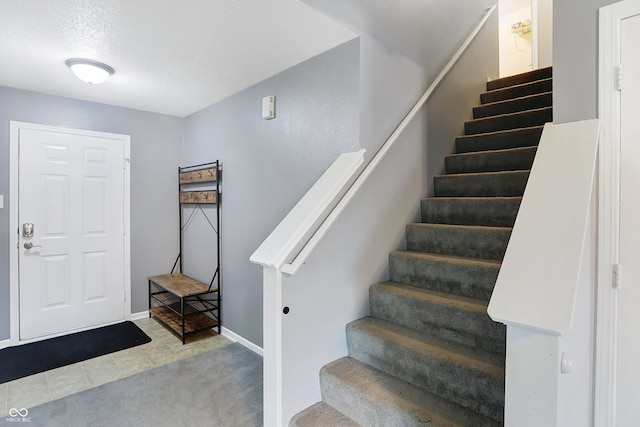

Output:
xmin=65 ymin=58 xmax=115 ymax=84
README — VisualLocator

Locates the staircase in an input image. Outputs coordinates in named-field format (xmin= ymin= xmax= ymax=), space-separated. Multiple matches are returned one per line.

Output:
xmin=290 ymin=67 xmax=553 ymax=427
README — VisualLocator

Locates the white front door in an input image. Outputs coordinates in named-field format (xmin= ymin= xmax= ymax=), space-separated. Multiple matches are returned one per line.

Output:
xmin=617 ymin=11 xmax=640 ymax=425
xmin=14 ymin=122 xmax=129 ymax=341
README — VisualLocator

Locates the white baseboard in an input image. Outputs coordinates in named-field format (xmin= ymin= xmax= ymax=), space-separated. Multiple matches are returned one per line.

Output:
xmin=132 ymin=310 xmax=262 ymax=357
xmin=130 ymin=310 xmax=150 ymax=321
xmin=222 ymin=326 xmax=263 ymax=357
xmin=0 ymin=338 xmax=11 ymax=350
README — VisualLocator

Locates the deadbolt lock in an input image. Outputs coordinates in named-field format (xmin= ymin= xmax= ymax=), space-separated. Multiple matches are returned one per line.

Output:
xmin=22 ymin=223 xmax=34 ymax=238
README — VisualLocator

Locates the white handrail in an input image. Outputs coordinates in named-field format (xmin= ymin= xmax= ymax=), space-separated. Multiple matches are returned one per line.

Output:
xmin=278 ymin=4 xmax=497 ymax=275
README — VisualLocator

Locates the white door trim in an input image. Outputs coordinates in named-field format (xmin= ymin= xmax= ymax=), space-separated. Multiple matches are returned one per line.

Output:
xmin=531 ymin=0 xmax=539 ymax=70
xmin=597 ymin=2 xmax=640 ymax=425
xmin=9 ymin=121 xmax=131 ymax=345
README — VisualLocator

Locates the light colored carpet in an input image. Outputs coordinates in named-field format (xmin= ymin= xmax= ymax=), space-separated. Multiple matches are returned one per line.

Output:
xmin=19 ymin=342 xmax=262 ymax=427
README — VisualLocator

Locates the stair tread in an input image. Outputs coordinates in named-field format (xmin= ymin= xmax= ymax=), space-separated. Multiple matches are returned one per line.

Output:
xmin=445 ymin=145 xmax=537 ymax=174
xmin=483 ymin=77 xmax=552 ymax=95
xmin=371 ymin=281 xmax=505 ymax=354
xmin=406 ymin=221 xmax=512 ymax=261
xmin=447 ymin=145 xmax=536 ymax=159
xmin=408 ymin=222 xmax=512 ymax=233
xmin=390 ymin=250 xmax=501 ymax=300
xmin=290 ymin=402 xmax=361 ymax=427
xmin=374 ymin=281 xmax=490 ymax=312
xmin=487 ymin=67 xmax=552 ymax=91
xmin=473 ymin=92 xmax=553 ymax=119
xmin=464 ymin=106 xmax=552 ymax=135
xmin=349 ymin=316 xmax=505 ymax=371
xmin=465 ymin=106 xmax=552 ymax=125
xmin=455 ymin=126 xmax=544 ymax=153
xmin=423 ymin=196 xmax=522 ymax=202
xmin=476 ymin=91 xmax=552 ymax=110
xmin=421 ymin=196 xmax=522 ymax=227
xmin=391 ymin=250 xmax=502 ymax=268
xmin=322 ymin=357 xmax=500 ymax=427
xmin=456 ymin=124 xmax=544 ymax=140
xmin=434 ymin=169 xmax=529 ymax=197
xmin=481 ymin=78 xmax=552 ymax=105
xmin=434 ymin=169 xmax=530 ymax=179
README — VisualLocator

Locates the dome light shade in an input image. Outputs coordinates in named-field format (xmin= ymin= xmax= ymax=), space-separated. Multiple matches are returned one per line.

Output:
xmin=66 ymin=58 xmax=114 ymax=84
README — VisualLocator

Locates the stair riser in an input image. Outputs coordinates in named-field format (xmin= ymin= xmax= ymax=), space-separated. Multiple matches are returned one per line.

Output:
xmin=434 ymin=171 xmax=529 ymax=197
xmin=486 ymin=67 xmax=552 ymax=91
xmin=346 ymin=323 xmax=504 ymax=422
xmin=320 ymin=358 xmax=501 ymax=427
xmin=473 ymin=92 xmax=552 ymax=119
xmin=445 ymin=147 xmax=536 ymax=174
xmin=481 ymin=79 xmax=552 ymax=104
xmin=389 ymin=252 xmax=499 ymax=301
xmin=421 ymin=197 xmax=521 ymax=227
xmin=406 ymin=224 xmax=511 ymax=261
xmin=455 ymin=126 xmax=543 ymax=153
xmin=320 ymin=366 xmax=440 ymax=427
xmin=289 ymin=402 xmax=360 ymax=427
xmin=465 ymin=108 xmax=552 ymax=135
xmin=370 ymin=284 xmax=506 ymax=354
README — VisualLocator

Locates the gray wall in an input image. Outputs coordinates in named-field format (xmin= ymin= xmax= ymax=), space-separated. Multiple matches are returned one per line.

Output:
xmin=302 ymin=0 xmax=493 ymax=68
xmin=0 ymin=86 xmax=183 ymax=340
xmin=302 ymin=0 xmax=499 ymax=190
xmin=427 ymin=11 xmax=499 ymax=194
xmin=182 ymin=40 xmax=361 ymax=348
xmin=553 ymin=0 xmax=617 ymax=123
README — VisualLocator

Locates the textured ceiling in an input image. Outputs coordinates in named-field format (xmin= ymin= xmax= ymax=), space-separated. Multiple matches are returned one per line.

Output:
xmin=0 ymin=0 xmax=357 ymax=117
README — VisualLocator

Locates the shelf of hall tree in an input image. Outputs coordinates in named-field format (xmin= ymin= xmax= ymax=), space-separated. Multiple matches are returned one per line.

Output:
xmin=149 ymin=273 xmax=219 ymax=336
xmin=178 ymin=166 xmax=218 ymax=205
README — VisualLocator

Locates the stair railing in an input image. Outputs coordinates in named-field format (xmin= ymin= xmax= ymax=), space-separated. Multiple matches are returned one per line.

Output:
xmin=251 ymin=5 xmax=497 ymax=426
xmin=488 ymin=119 xmax=600 ymax=426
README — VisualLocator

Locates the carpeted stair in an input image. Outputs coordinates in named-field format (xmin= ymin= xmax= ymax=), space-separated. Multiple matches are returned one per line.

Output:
xmin=290 ymin=67 xmax=552 ymax=427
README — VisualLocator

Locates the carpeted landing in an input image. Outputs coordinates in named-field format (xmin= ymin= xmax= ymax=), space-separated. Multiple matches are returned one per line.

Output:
xmin=291 ymin=67 xmax=553 ymax=426
xmin=16 ymin=342 xmax=263 ymax=427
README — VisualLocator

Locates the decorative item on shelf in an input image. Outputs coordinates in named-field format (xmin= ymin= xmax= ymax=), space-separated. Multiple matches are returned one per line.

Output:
xmin=511 ymin=18 xmax=532 ymax=55
xmin=511 ymin=19 xmax=532 ymax=35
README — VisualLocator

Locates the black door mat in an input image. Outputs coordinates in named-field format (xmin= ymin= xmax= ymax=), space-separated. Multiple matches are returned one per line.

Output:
xmin=0 ymin=321 xmax=151 ymax=384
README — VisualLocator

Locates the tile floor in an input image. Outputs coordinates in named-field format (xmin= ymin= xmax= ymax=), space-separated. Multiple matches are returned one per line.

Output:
xmin=0 ymin=318 xmax=231 ymax=417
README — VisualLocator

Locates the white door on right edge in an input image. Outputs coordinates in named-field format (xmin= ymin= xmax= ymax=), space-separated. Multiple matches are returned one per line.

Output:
xmin=617 ymin=11 xmax=640 ymax=426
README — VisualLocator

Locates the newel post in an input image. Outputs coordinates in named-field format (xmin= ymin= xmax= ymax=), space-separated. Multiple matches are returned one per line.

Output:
xmin=263 ymin=266 xmax=284 ymax=427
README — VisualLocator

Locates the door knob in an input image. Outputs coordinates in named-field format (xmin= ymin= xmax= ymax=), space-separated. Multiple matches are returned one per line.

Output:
xmin=24 ymin=242 xmax=42 ymax=249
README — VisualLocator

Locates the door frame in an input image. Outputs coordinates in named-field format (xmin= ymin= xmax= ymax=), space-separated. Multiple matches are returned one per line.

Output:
xmin=9 ymin=121 xmax=131 ymax=346
xmin=597 ymin=2 xmax=640 ymax=425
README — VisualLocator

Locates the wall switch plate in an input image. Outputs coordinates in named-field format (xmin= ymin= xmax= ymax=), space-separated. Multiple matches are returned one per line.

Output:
xmin=0 ymin=195 xmax=3 ymax=209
